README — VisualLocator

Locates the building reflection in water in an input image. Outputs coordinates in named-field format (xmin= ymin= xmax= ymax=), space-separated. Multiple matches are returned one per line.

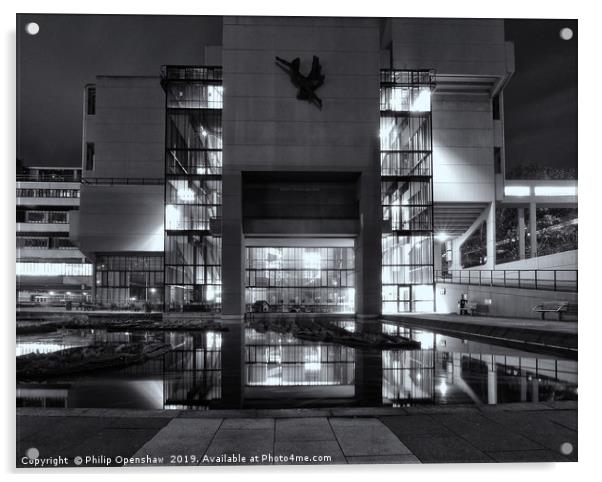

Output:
xmin=381 ymin=322 xmax=577 ymax=406
xmin=162 ymin=331 xmax=222 ymax=409
xmin=16 ymin=322 xmax=578 ymax=409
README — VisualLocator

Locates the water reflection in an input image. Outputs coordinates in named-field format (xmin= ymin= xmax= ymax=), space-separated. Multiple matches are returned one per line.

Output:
xmin=16 ymin=320 xmax=578 ymax=410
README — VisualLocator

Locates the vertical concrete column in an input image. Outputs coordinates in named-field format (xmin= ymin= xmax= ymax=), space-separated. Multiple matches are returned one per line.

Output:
xmin=520 ymin=375 xmax=528 ymax=402
xmin=531 ymin=378 xmax=540 ymax=402
xmin=433 ymin=240 xmax=443 ymax=272
xmin=220 ymin=322 xmax=244 ymax=408
xmin=486 ymin=202 xmax=496 ymax=268
xmin=529 ymin=201 xmax=537 ymax=258
xmin=91 ymin=260 xmax=97 ymax=302
xmin=518 ymin=208 xmax=526 ymax=260
xmin=487 ymin=367 xmax=498 ymax=404
xmin=221 ymin=171 xmax=244 ymax=320
xmin=355 ymin=325 xmax=383 ymax=405
xmin=356 ymin=168 xmax=382 ymax=318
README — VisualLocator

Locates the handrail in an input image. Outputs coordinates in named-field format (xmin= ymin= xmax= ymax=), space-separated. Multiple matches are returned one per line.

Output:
xmin=435 ymin=269 xmax=577 ymax=293
xmin=81 ymin=177 xmax=164 ymax=185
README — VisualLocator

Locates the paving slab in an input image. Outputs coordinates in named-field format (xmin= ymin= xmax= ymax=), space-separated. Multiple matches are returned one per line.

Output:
xmin=330 ymin=407 xmax=407 ymax=417
xmin=479 ymin=411 xmax=577 ymax=460
xmin=220 ymin=418 xmax=274 ymax=430
xmin=429 ymin=413 xmax=542 ymax=452
xmin=17 ymin=416 xmax=112 ymax=460
xmin=61 ymin=427 xmax=161 ymax=466
xmin=131 ymin=418 xmax=223 ymax=465
xmin=544 ymin=410 xmax=578 ymax=431
xmin=254 ymin=408 xmax=331 ymax=418
xmin=346 ymin=454 xmax=421 ymax=464
xmin=275 ymin=417 xmax=335 ymax=442
xmin=329 ymin=418 xmax=412 ymax=456
xmin=380 ymin=415 xmax=456 ymax=437
xmin=203 ymin=428 xmax=274 ymax=464
xmin=486 ymin=449 xmax=571 ymax=463
xmin=398 ymin=434 xmax=492 ymax=463
xmin=178 ymin=409 xmax=257 ymax=418
xmin=274 ymin=440 xmax=346 ymax=464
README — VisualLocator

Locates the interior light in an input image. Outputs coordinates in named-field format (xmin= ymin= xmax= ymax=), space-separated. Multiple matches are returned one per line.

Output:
xmin=177 ymin=187 xmax=195 ymax=202
xmin=165 ymin=205 xmax=181 ymax=229
xmin=437 ymin=380 xmax=448 ymax=397
xmin=410 ymin=88 xmax=431 ymax=112
xmin=504 ymin=186 xmax=531 ymax=197
xmin=303 ymin=251 xmax=322 ymax=271
xmin=534 ymin=186 xmax=577 ymax=196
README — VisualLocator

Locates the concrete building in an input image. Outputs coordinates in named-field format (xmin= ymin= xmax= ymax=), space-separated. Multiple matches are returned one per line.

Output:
xmin=72 ymin=16 xmax=577 ymax=317
xmin=17 ymin=166 xmax=92 ymax=305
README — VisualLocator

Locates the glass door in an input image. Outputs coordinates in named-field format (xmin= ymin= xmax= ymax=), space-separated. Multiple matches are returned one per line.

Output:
xmin=398 ymin=285 xmax=411 ymax=312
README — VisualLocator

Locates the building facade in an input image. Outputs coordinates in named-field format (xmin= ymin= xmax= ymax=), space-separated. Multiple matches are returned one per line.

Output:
xmin=72 ymin=16 xmax=578 ymax=316
xmin=16 ymin=166 xmax=92 ymax=305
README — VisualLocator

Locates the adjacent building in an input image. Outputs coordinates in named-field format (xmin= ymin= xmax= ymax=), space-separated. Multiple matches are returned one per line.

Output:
xmin=72 ymin=16 xmax=577 ymax=317
xmin=16 ymin=166 xmax=92 ymax=305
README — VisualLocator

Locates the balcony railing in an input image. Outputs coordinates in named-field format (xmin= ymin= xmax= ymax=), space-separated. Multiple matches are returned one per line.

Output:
xmin=82 ymin=177 xmax=164 ymax=185
xmin=436 ymin=269 xmax=577 ymax=293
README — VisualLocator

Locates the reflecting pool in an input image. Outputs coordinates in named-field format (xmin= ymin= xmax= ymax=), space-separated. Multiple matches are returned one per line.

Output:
xmin=16 ymin=320 xmax=577 ymax=410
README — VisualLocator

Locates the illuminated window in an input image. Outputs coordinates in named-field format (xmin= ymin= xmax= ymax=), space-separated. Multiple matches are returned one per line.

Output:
xmin=380 ymin=70 xmax=434 ymax=313
xmin=163 ymin=66 xmax=223 ymax=313
xmin=16 ymin=262 xmax=92 ymax=277
xmin=95 ymin=255 xmax=164 ymax=309
xmin=504 ymin=186 xmax=530 ymax=197
xmin=245 ymin=247 xmax=355 ymax=313
xmin=534 ymin=186 xmax=577 ymax=196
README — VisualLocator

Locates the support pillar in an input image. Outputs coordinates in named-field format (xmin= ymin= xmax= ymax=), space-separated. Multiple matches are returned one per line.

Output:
xmin=221 ymin=171 xmax=244 ymax=320
xmin=518 ymin=208 xmax=526 ymax=260
xmin=486 ymin=202 xmax=496 ymax=268
xmin=220 ymin=322 xmax=244 ymax=408
xmin=529 ymin=201 xmax=537 ymax=258
xmin=520 ymin=375 xmax=528 ymax=402
xmin=357 ymin=169 xmax=381 ymax=318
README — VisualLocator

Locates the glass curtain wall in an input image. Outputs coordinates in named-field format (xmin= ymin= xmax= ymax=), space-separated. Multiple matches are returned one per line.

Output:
xmin=380 ymin=71 xmax=435 ymax=313
xmin=245 ymin=247 xmax=355 ymax=313
xmin=95 ymin=255 xmax=163 ymax=309
xmin=162 ymin=66 xmax=223 ymax=312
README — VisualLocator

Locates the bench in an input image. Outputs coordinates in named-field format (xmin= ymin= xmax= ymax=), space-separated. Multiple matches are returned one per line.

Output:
xmin=532 ymin=302 xmax=568 ymax=320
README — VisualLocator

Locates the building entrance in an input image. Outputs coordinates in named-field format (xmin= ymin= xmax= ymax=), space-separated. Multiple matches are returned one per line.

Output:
xmin=245 ymin=240 xmax=355 ymax=314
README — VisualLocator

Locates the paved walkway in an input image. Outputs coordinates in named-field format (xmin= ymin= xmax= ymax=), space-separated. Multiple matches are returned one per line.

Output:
xmin=17 ymin=401 xmax=577 ymax=467
xmin=393 ymin=313 xmax=578 ymax=334
xmin=383 ymin=313 xmax=577 ymax=357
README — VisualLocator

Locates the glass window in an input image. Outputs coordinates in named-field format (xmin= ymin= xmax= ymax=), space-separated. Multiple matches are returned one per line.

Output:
xmin=95 ymin=254 xmax=164 ymax=309
xmin=86 ymin=86 xmax=96 ymax=115
xmin=245 ymin=246 xmax=355 ymax=313
xmin=536 ymin=208 xmax=578 ymax=256
xmin=460 ymin=221 xmax=488 ymax=268
xmin=380 ymin=70 xmax=434 ymax=313
xmin=86 ymin=142 xmax=95 ymax=171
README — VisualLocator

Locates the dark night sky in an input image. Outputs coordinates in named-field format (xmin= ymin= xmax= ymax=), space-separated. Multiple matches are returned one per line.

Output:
xmin=504 ymin=19 xmax=577 ymax=175
xmin=17 ymin=14 xmax=223 ymax=167
xmin=17 ymin=16 xmax=577 ymax=172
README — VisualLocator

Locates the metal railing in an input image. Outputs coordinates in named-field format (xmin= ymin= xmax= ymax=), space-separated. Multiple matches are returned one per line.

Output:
xmin=81 ymin=177 xmax=164 ymax=185
xmin=436 ymin=269 xmax=578 ymax=293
